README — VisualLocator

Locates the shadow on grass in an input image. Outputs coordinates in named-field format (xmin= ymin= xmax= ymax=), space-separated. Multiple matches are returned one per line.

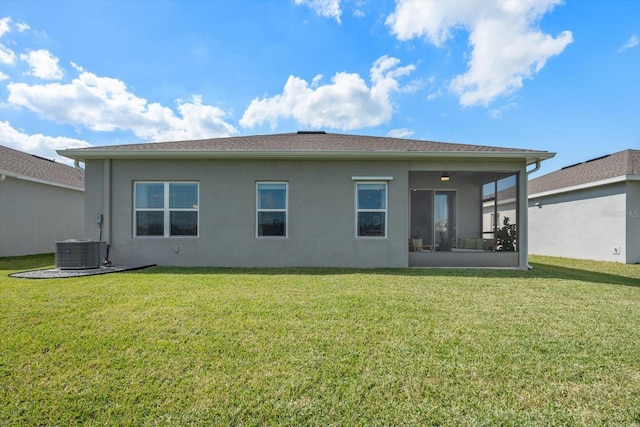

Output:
xmin=131 ymin=262 xmax=639 ymax=288
xmin=0 ymin=253 xmax=54 ymax=272
xmin=2 ymin=254 xmax=638 ymax=288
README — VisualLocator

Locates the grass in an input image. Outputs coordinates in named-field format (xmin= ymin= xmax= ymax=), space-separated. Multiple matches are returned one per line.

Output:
xmin=1 ymin=254 xmax=639 ymax=426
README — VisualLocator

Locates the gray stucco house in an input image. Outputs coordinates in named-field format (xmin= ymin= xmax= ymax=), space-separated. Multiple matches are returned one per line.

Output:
xmin=58 ymin=132 xmax=554 ymax=269
xmin=528 ymin=149 xmax=640 ymax=264
xmin=0 ymin=145 xmax=85 ymax=257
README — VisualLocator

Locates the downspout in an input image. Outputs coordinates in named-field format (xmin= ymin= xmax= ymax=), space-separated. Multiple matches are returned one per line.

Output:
xmin=524 ymin=160 xmax=541 ymax=269
xmin=527 ymin=160 xmax=541 ymax=176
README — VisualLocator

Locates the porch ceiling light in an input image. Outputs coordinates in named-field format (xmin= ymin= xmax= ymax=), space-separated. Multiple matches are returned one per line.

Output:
xmin=441 ymin=172 xmax=450 ymax=182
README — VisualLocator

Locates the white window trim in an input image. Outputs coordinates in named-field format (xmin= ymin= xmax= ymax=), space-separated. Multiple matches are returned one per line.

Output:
xmin=133 ymin=181 xmax=199 ymax=238
xmin=256 ymin=181 xmax=288 ymax=238
xmin=352 ymin=176 xmax=394 ymax=181
xmin=355 ymin=181 xmax=388 ymax=238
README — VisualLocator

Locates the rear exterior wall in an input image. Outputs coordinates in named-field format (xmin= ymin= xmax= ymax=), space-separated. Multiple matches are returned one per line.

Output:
xmin=85 ymin=159 xmax=410 ymax=267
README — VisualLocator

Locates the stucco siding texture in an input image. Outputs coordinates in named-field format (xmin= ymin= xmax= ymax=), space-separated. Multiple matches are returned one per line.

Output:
xmin=528 ymin=183 xmax=627 ymax=262
xmin=100 ymin=159 xmax=410 ymax=267
xmin=0 ymin=177 xmax=84 ymax=257
xmin=83 ymin=159 xmax=105 ymax=240
xmin=626 ymin=181 xmax=640 ymax=263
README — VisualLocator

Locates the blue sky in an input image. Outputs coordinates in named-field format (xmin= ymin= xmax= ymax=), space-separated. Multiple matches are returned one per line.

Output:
xmin=1 ymin=0 xmax=638 ymax=176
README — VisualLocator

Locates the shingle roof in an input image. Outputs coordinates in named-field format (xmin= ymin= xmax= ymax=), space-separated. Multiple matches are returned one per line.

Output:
xmin=58 ymin=132 xmax=553 ymax=163
xmin=0 ymin=145 xmax=85 ymax=190
xmin=529 ymin=149 xmax=640 ymax=195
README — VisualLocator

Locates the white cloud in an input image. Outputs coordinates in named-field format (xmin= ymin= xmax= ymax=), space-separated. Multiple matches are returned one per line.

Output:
xmin=489 ymin=102 xmax=517 ymax=118
xmin=399 ymin=77 xmax=424 ymax=93
xmin=20 ymin=49 xmax=64 ymax=80
xmin=0 ymin=44 xmax=16 ymax=65
xmin=0 ymin=17 xmax=17 ymax=66
xmin=0 ymin=121 xmax=92 ymax=165
xmin=294 ymin=0 xmax=342 ymax=23
xmin=353 ymin=8 xmax=365 ymax=19
xmin=386 ymin=128 xmax=414 ymax=139
xmin=311 ymin=74 xmax=323 ymax=87
xmin=618 ymin=34 xmax=639 ymax=53
xmin=426 ymin=88 xmax=442 ymax=101
xmin=240 ymin=55 xmax=415 ymax=130
xmin=16 ymin=22 xmax=30 ymax=32
xmin=0 ymin=71 xmax=8 ymax=81
xmin=0 ymin=17 xmax=10 ymax=38
xmin=386 ymin=0 xmax=573 ymax=106
xmin=6 ymin=65 xmax=238 ymax=141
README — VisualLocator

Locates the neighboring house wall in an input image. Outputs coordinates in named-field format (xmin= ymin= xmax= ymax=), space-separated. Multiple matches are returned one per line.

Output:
xmin=626 ymin=181 xmax=640 ymax=264
xmin=85 ymin=158 xmax=410 ymax=268
xmin=0 ymin=176 xmax=84 ymax=257
xmin=528 ymin=182 xmax=627 ymax=262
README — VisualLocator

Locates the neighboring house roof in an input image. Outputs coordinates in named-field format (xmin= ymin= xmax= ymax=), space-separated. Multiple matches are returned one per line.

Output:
xmin=529 ymin=149 xmax=640 ymax=196
xmin=0 ymin=145 xmax=85 ymax=190
xmin=58 ymin=132 xmax=554 ymax=165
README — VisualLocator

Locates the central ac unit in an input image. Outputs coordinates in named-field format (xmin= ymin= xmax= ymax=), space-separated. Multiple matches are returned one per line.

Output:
xmin=55 ymin=240 xmax=107 ymax=270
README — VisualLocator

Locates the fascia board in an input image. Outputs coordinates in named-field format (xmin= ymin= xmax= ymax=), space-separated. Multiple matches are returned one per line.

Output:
xmin=0 ymin=168 xmax=84 ymax=192
xmin=57 ymin=149 xmax=555 ymax=164
xmin=529 ymin=175 xmax=639 ymax=199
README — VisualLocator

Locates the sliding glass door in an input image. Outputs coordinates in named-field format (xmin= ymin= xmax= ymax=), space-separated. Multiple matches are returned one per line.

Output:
xmin=410 ymin=190 xmax=457 ymax=251
xmin=434 ymin=191 xmax=456 ymax=251
xmin=410 ymin=190 xmax=434 ymax=245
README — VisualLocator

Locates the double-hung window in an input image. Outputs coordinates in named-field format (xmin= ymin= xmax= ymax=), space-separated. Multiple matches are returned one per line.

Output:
xmin=256 ymin=182 xmax=287 ymax=237
xmin=134 ymin=182 xmax=199 ymax=237
xmin=356 ymin=182 xmax=387 ymax=237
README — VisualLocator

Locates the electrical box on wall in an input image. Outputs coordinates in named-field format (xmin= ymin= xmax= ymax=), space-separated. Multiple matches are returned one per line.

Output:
xmin=96 ymin=213 xmax=103 ymax=224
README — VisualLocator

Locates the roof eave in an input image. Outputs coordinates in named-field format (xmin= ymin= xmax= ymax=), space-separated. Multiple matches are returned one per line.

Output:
xmin=0 ymin=169 xmax=84 ymax=191
xmin=57 ymin=149 xmax=555 ymax=164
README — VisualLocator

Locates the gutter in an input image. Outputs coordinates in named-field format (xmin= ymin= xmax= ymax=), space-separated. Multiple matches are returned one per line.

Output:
xmin=57 ymin=149 xmax=555 ymax=165
xmin=529 ymin=174 xmax=639 ymax=199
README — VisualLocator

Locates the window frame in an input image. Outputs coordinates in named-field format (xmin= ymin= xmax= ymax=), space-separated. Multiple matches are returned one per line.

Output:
xmin=133 ymin=181 xmax=199 ymax=238
xmin=256 ymin=181 xmax=288 ymax=238
xmin=481 ymin=173 xmax=519 ymax=251
xmin=355 ymin=181 xmax=388 ymax=238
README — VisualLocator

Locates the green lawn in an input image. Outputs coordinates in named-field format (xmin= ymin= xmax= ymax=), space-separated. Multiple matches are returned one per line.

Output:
xmin=1 ymin=254 xmax=639 ymax=426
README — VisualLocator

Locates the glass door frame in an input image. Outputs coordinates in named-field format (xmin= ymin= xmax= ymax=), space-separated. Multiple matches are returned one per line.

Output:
xmin=409 ymin=189 xmax=457 ymax=251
